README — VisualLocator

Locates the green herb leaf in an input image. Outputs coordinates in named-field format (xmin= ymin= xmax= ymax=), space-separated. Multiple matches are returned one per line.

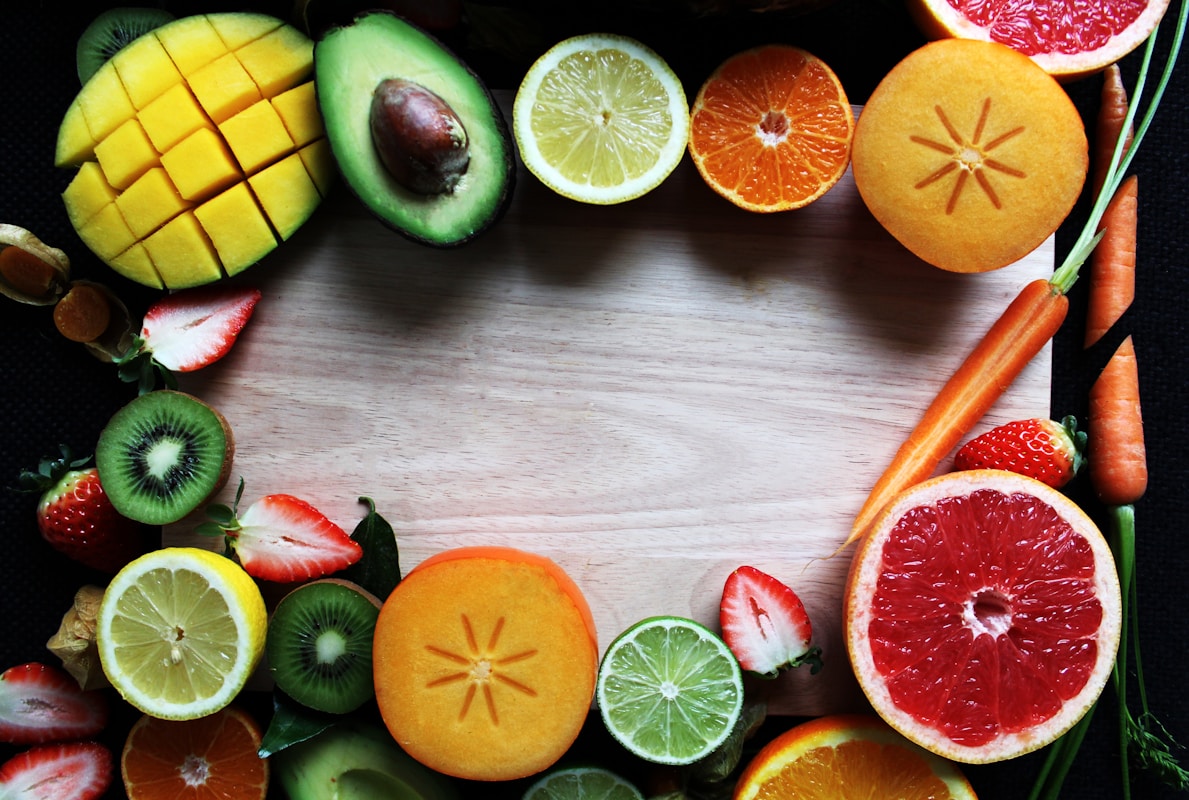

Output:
xmin=340 ymin=497 xmax=402 ymax=601
xmin=257 ymin=693 xmax=337 ymax=758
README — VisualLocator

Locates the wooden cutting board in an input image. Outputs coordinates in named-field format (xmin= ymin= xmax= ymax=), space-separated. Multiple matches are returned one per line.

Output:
xmin=166 ymin=103 xmax=1054 ymax=715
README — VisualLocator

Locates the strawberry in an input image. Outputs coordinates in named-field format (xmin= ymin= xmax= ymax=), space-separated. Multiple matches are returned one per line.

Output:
xmin=18 ymin=447 xmax=148 ymax=574
xmin=953 ymin=414 xmax=1086 ymax=488
xmin=0 ymin=741 xmax=113 ymax=800
xmin=116 ymin=285 xmax=261 ymax=392
xmin=0 ymin=663 xmax=108 ymax=745
xmin=720 ymin=566 xmax=822 ymax=679
xmin=199 ymin=481 xmax=362 ymax=583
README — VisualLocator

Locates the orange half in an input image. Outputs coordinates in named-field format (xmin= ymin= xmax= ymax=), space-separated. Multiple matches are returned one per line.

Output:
xmin=689 ymin=45 xmax=854 ymax=212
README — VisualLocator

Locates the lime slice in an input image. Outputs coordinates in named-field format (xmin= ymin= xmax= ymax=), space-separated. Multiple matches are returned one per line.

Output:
xmin=595 ymin=616 xmax=744 ymax=765
xmin=522 ymin=765 xmax=644 ymax=800
xmin=96 ymin=547 xmax=267 ymax=720
xmin=513 ymin=33 xmax=689 ymax=205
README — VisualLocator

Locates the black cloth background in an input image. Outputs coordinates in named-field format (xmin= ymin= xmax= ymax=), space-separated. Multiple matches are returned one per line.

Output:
xmin=1 ymin=2 xmax=1186 ymax=798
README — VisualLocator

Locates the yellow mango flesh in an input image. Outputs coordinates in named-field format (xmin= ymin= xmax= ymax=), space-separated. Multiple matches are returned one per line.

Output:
xmin=57 ymin=12 xmax=332 ymax=289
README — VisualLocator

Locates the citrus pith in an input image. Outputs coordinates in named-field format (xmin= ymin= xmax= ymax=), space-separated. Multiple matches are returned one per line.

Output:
xmin=733 ymin=713 xmax=977 ymax=800
xmin=844 ymin=469 xmax=1121 ymax=763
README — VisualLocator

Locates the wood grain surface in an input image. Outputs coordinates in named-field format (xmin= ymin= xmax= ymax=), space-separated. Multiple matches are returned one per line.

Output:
xmin=165 ymin=101 xmax=1054 ymax=715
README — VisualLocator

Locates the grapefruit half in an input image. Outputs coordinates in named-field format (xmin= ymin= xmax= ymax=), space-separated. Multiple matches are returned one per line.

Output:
xmin=908 ymin=0 xmax=1172 ymax=80
xmin=844 ymin=469 xmax=1121 ymax=763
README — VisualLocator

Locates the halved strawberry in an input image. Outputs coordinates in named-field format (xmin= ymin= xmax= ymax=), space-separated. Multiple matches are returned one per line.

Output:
xmin=18 ymin=447 xmax=149 ymax=574
xmin=953 ymin=415 xmax=1086 ymax=488
xmin=200 ymin=482 xmax=362 ymax=583
xmin=116 ymin=285 xmax=261 ymax=391
xmin=0 ymin=663 xmax=108 ymax=745
xmin=719 ymin=566 xmax=822 ymax=679
xmin=0 ymin=741 xmax=113 ymax=800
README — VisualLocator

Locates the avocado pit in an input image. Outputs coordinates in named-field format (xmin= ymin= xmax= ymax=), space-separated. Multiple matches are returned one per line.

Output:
xmin=370 ymin=78 xmax=469 ymax=195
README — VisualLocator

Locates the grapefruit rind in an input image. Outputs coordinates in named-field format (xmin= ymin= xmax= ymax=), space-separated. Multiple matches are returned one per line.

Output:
xmin=844 ymin=469 xmax=1121 ymax=764
xmin=734 ymin=714 xmax=978 ymax=800
xmin=906 ymin=0 xmax=1173 ymax=80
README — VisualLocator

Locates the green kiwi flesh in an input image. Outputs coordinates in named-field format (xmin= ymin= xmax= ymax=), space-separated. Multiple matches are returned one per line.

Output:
xmin=95 ymin=389 xmax=233 ymax=526
xmin=267 ymin=579 xmax=381 ymax=715
xmin=76 ymin=7 xmax=175 ymax=84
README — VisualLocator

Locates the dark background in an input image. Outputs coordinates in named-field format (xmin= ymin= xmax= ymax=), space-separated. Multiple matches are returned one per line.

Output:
xmin=2 ymin=1 xmax=1186 ymax=798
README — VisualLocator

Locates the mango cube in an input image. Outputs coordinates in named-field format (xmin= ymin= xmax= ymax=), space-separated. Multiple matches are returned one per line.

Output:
xmin=188 ymin=52 xmax=262 ymax=123
xmin=194 ymin=183 xmax=279 ymax=276
xmin=112 ymin=34 xmax=182 ymax=109
xmin=138 ymin=83 xmax=208 ymax=153
xmin=55 ymin=98 xmax=96 ymax=167
xmin=78 ymin=204 xmax=137 ymax=262
xmin=271 ymin=82 xmax=323 ymax=147
xmin=142 ymin=213 xmax=223 ymax=289
xmin=161 ymin=127 xmax=242 ymax=201
xmin=109 ymin=244 xmax=163 ymax=289
xmin=63 ymin=162 xmax=119 ymax=229
xmin=235 ymin=25 xmax=314 ymax=96
xmin=155 ymin=15 xmax=228 ymax=75
xmin=249 ymin=153 xmax=320 ymax=240
xmin=220 ymin=99 xmax=294 ymax=174
xmin=77 ymin=61 xmax=135 ymax=142
xmin=95 ymin=118 xmax=159 ymax=190
xmin=115 ymin=167 xmax=190 ymax=240
xmin=299 ymin=139 xmax=337 ymax=197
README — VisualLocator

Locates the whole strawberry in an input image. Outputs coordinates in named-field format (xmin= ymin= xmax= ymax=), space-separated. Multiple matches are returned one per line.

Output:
xmin=18 ymin=447 xmax=149 ymax=574
xmin=954 ymin=415 xmax=1086 ymax=488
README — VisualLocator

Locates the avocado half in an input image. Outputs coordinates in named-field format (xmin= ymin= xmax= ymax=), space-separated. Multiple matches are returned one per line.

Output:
xmin=314 ymin=11 xmax=516 ymax=247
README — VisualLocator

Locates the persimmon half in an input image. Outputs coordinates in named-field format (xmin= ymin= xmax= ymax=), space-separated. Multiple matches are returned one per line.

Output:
xmin=372 ymin=546 xmax=598 ymax=782
xmin=851 ymin=39 xmax=1087 ymax=273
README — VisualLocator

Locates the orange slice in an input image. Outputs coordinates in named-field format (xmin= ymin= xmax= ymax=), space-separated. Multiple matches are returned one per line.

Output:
xmin=372 ymin=546 xmax=598 ymax=781
xmin=734 ymin=714 xmax=977 ymax=799
xmin=120 ymin=706 xmax=268 ymax=799
xmin=850 ymin=38 xmax=1087 ymax=273
xmin=688 ymin=44 xmax=854 ymax=212
xmin=844 ymin=469 xmax=1121 ymax=763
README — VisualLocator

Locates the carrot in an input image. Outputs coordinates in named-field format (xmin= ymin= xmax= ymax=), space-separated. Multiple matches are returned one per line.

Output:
xmin=1084 ymin=64 xmax=1139 ymax=349
xmin=846 ymin=2 xmax=1185 ymax=548
xmin=1083 ymin=174 xmax=1138 ymax=348
xmin=1092 ymin=63 xmax=1134 ymax=199
xmin=846 ymin=278 xmax=1068 ymax=544
xmin=1088 ymin=335 xmax=1147 ymax=506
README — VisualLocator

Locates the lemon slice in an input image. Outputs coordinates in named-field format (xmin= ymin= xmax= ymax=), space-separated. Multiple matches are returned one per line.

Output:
xmin=513 ymin=33 xmax=689 ymax=204
xmin=97 ymin=547 xmax=267 ymax=720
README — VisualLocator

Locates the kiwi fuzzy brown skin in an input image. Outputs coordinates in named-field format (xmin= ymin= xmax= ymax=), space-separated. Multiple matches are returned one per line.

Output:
xmin=266 ymin=578 xmax=381 ymax=715
xmin=94 ymin=389 xmax=235 ymax=527
xmin=76 ymin=7 xmax=175 ymax=84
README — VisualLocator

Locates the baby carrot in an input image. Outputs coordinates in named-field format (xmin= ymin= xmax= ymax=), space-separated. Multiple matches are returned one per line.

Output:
xmin=1084 ymin=175 xmax=1138 ymax=349
xmin=1088 ymin=335 xmax=1147 ymax=506
xmin=846 ymin=278 xmax=1068 ymax=544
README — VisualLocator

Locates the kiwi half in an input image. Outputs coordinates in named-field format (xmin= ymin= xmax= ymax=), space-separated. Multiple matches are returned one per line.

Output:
xmin=266 ymin=579 xmax=381 ymax=715
xmin=95 ymin=389 xmax=234 ymax=526
xmin=76 ymin=7 xmax=175 ymax=84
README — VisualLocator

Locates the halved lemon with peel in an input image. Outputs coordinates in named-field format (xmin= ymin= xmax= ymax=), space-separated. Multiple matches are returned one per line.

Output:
xmin=513 ymin=33 xmax=689 ymax=205
xmin=97 ymin=546 xmax=267 ymax=721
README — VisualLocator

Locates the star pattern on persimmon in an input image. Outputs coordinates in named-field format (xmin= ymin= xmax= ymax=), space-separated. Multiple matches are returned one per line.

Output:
xmin=909 ymin=97 xmax=1026 ymax=214
xmin=424 ymin=614 xmax=538 ymax=724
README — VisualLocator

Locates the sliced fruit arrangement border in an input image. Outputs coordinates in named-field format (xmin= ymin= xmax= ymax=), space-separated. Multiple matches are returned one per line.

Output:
xmin=2 ymin=1 xmax=1189 ymax=798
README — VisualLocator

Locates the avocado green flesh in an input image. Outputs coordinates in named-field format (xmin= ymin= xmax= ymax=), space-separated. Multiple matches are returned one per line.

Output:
xmin=314 ymin=12 xmax=515 ymax=246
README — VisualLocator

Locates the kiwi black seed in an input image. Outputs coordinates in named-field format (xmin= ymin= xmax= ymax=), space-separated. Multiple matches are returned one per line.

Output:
xmin=266 ymin=579 xmax=382 ymax=715
xmin=94 ymin=389 xmax=234 ymax=526
xmin=76 ymin=7 xmax=175 ymax=85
